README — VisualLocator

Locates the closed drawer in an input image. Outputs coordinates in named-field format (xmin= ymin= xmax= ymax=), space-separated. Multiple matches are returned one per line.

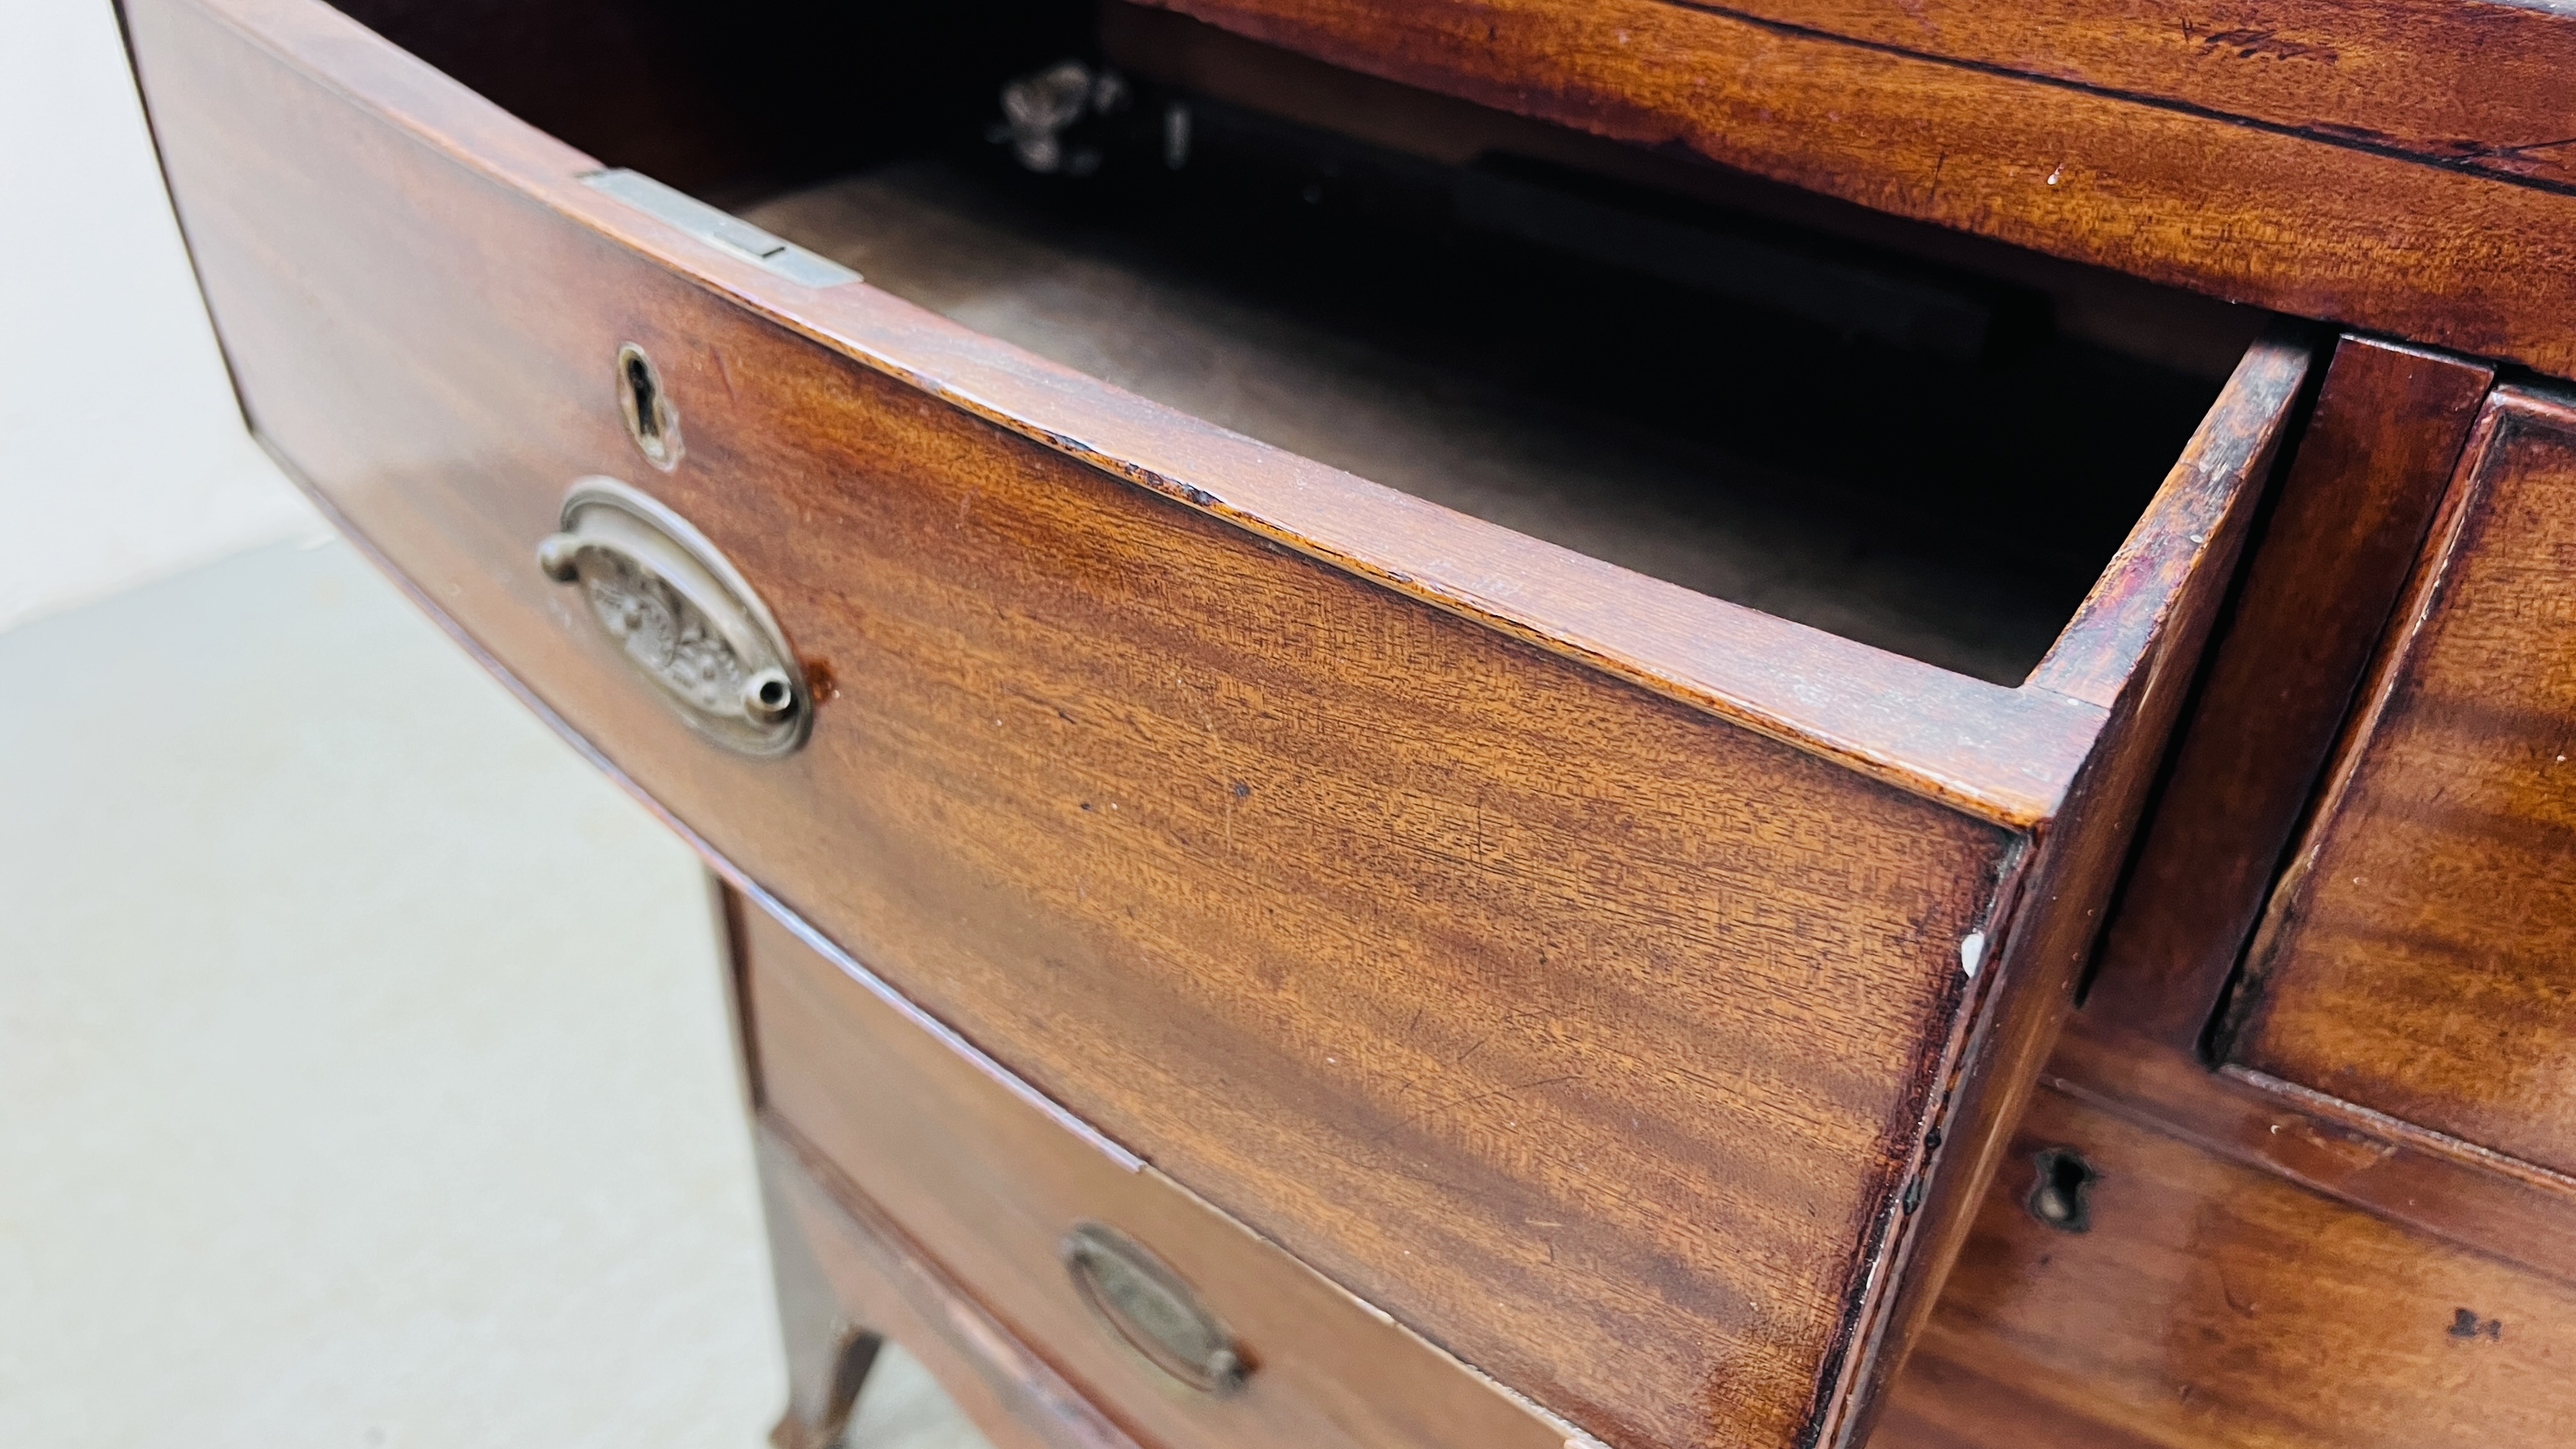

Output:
xmin=2227 ymin=385 xmax=2576 ymax=1173
xmin=737 ymin=889 xmax=1579 ymax=1449
xmin=1871 ymin=1067 xmax=2576 ymax=1449
xmin=128 ymin=2 xmax=2308 ymax=1445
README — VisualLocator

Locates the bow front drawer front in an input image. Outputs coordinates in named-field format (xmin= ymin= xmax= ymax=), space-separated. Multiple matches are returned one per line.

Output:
xmin=126 ymin=0 xmax=2310 ymax=1444
xmin=736 ymin=893 xmax=1585 ymax=1449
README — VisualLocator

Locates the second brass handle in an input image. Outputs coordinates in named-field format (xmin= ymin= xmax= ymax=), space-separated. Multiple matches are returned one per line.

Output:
xmin=1061 ymin=1222 xmax=1250 ymax=1396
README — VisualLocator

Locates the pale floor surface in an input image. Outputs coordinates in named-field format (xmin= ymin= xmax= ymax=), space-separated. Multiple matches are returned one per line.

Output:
xmin=0 ymin=539 xmax=990 ymax=1448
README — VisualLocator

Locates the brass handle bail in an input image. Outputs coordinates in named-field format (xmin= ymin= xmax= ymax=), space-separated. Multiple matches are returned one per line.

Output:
xmin=535 ymin=475 xmax=810 ymax=758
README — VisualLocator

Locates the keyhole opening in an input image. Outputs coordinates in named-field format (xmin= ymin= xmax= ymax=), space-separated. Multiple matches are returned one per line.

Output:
xmin=2027 ymin=1147 xmax=2097 ymax=1234
xmin=625 ymin=355 xmax=658 ymax=441
xmin=617 ymin=343 xmax=681 ymax=468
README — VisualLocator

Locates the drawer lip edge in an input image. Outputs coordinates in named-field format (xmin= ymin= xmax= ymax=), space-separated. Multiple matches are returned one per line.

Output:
xmin=564 ymin=192 xmax=2108 ymax=829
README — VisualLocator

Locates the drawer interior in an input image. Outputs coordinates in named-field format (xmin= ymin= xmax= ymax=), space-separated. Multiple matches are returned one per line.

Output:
xmin=332 ymin=0 xmax=2263 ymax=686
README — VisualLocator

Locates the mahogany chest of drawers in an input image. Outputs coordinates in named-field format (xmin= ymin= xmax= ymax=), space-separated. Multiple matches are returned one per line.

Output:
xmin=123 ymin=1 xmax=2576 ymax=1445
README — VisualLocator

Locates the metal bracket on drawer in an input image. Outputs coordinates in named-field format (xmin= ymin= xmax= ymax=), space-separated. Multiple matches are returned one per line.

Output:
xmin=581 ymin=169 xmax=860 ymax=288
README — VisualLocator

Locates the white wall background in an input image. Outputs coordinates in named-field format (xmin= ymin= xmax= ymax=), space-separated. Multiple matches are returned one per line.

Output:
xmin=0 ymin=0 xmax=325 ymax=629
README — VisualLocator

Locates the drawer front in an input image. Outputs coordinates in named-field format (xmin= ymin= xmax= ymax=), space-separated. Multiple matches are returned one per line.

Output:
xmin=2230 ymin=387 xmax=2576 ymax=1174
xmin=129 ymin=1 xmax=2300 ymax=1445
xmin=1871 ymin=1080 xmax=2576 ymax=1449
xmin=740 ymin=895 xmax=1577 ymax=1449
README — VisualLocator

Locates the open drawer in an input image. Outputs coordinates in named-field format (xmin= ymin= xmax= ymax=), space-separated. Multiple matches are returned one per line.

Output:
xmin=123 ymin=1 xmax=2311 ymax=1446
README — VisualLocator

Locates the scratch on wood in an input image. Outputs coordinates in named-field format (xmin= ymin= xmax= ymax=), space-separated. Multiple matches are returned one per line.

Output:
xmin=2200 ymin=27 xmax=2340 ymax=63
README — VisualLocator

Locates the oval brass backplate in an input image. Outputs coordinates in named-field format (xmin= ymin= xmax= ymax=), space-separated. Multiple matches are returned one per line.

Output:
xmin=535 ymin=476 xmax=809 ymax=756
xmin=1061 ymin=1222 xmax=1250 ymax=1396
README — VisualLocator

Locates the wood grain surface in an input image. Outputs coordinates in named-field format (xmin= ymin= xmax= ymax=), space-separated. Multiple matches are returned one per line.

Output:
xmin=759 ymin=1124 xmax=1143 ymax=1449
xmin=743 ymin=894 xmax=1586 ymax=1449
xmin=1869 ymin=1064 xmax=2576 ymax=1448
xmin=2229 ymin=387 xmax=2576 ymax=1177
xmin=1140 ymin=0 xmax=2576 ymax=379
xmin=2087 ymin=336 xmax=2494 ymax=1045
xmin=1692 ymin=0 xmax=2576 ymax=191
xmin=2059 ymin=1018 xmax=2576 ymax=1292
xmin=752 ymin=1042 xmax=891 ymax=1449
xmin=128 ymin=0 xmax=2296 ymax=1444
xmin=1829 ymin=326 xmax=2307 ymax=1449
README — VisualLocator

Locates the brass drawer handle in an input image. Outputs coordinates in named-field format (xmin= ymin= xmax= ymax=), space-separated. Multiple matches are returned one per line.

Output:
xmin=535 ymin=476 xmax=809 ymax=756
xmin=1061 ymin=1222 xmax=1250 ymax=1396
